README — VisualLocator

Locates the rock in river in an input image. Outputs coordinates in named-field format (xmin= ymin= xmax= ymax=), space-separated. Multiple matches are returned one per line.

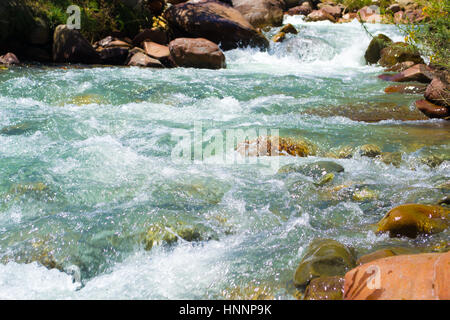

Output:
xmin=164 ymin=0 xmax=269 ymax=50
xmin=294 ymin=238 xmax=356 ymax=287
xmin=344 ymin=252 xmax=450 ymax=300
xmin=376 ymin=204 xmax=449 ymax=238
xmin=169 ymin=38 xmax=226 ymax=69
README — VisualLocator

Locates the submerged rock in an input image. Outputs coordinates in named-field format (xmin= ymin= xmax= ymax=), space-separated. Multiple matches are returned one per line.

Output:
xmin=420 ymin=154 xmax=445 ymax=168
xmin=164 ymin=0 xmax=269 ymax=50
xmin=303 ymin=276 xmax=344 ymax=300
xmin=232 ymin=0 xmax=285 ymax=29
xmin=237 ymin=136 xmax=317 ymax=157
xmin=278 ymin=161 xmax=344 ymax=179
xmin=1 ymin=122 xmax=36 ymax=135
xmin=142 ymin=222 xmax=216 ymax=251
xmin=325 ymin=146 xmax=354 ymax=159
xmin=221 ymin=284 xmax=274 ymax=300
xmin=379 ymin=152 xmax=403 ymax=167
xmin=364 ymin=34 xmax=392 ymax=65
xmin=378 ymin=42 xmax=423 ymax=68
xmin=168 ymin=38 xmax=226 ymax=69
xmin=303 ymin=102 xmax=428 ymax=122
xmin=293 ymin=239 xmax=356 ymax=287
xmin=415 ymin=99 xmax=450 ymax=119
xmin=66 ymin=94 xmax=105 ymax=106
xmin=359 ymin=144 xmax=381 ymax=158
xmin=376 ymin=204 xmax=449 ymax=238
xmin=344 ymin=252 xmax=450 ymax=300
xmin=384 ymin=84 xmax=427 ymax=94
xmin=352 ymin=187 xmax=378 ymax=201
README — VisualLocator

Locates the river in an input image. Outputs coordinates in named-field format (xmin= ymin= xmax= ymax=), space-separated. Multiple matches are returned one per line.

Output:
xmin=0 ymin=16 xmax=448 ymax=299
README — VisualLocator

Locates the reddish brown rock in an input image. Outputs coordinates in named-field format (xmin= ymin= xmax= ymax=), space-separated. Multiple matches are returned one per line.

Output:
xmin=305 ymin=9 xmax=336 ymax=22
xmin=320 ymin=5 xmax=342 ymax=19
xmin=169 ymin=38 xmax=226 ymax=69
xmin=127 ymin=52 xmax=164 ymax=68
xmin=133 ymin=28 xmax=169 ymax=46
xmin=416 ymin=99 xmax=450 ymax=119
xmin=344 ymin=252 xmax=450 ymax=300
xmin=143 ymin=41 xmax=170 ymax=59
xmin=384 ymin=84 xmax=426 ymax=94
xmin=0 ymin=52 xmax=20 ymax=65
xmin=425 ymin=78 xmax=450 ymax=107
xmin=232 ymin=0 xmax=285 ymax=29
xmin=382 ymin=64 xmax=434 ymax=83
xmin=287 ymin=3 xmax=313 ymax=16
xmin=164 ymin=0 xmax=269 ymax=50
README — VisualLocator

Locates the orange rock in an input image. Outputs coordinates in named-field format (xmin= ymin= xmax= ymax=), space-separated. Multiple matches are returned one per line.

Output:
xmin=143 ymin=41 xmax=170 ymax=59
xmin=344 ymin=252 xmax=450 ymax=300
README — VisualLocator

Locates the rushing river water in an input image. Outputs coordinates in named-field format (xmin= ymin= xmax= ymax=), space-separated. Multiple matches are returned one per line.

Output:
xmin=0 ymin=17 xmax=449 ymax=299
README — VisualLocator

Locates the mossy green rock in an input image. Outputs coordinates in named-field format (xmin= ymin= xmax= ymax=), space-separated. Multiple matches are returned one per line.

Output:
xmin=293 ymin=239 xmax=356 ymax=287
xmin=142 ymin=222 xmax=215 ymax=251
xmin=359 ymin=144 xmax=381 ymax=158
xmin=376 ymin=204 xmax=450 ymax=238
xmin=303 ymin=276 xmax=344 ymax=300
xmin=278 ymin=161 xmax=344 ymax=179
xmin=364 ymin=34 xmax=393 ymax=65
xmin=379 ymin=42 xmax=424 ymax=67
xmin=379 ymin=151 xmax=402 ymax=167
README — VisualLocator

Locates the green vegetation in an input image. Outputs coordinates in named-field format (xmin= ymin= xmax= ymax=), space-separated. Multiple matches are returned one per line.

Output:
xmin=4 ymin=0 xmax=158 ymax=43
xmin=400 ymin=0 xmax=450 ymax=68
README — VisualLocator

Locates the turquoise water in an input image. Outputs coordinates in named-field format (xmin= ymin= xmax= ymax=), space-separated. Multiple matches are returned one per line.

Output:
xmin=0 ymin=17 xmax=449 ymax=299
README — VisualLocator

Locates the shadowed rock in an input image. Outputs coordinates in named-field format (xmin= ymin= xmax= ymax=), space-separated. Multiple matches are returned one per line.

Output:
xmin=164 ymin=0 xmax=269 ymax=50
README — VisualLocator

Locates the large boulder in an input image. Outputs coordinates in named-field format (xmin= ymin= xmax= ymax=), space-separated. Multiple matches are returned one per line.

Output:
xmin=344 ymin=252 xmax=450 ymax=300
xmin=293 ymin=239 xmax=356 ymax=287
xmin=364 ymin=34 xmax=392 ymax=65
xmin=232 ymin=0 xmax=285 ymax=29
xmin=169 ymin=37 xmax=226 ymax=69
xmin=52 ymin=25 xmax=101 ymax=64
xmin=164 ymin=0 xmax=269 ymax=50
xmin=376 ymin=204 xmax=449 ymax=238
xmin=379 ymin=42 xmax=424 ymax=67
